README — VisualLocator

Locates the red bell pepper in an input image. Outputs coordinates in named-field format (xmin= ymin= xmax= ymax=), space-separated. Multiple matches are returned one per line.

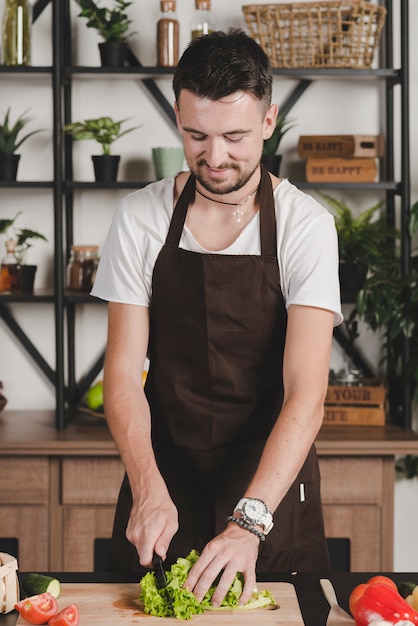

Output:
xmin=353 ymin=582 xmax=418 ymax=626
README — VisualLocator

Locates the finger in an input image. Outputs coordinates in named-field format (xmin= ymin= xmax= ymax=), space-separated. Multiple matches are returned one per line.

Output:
xmin=238 ymin=570 xmax=257 ymax=606
xmin=209 ymin=565 xmax=237 ymax=607
xmin=184 ymin=555 xmax=222 ymax=602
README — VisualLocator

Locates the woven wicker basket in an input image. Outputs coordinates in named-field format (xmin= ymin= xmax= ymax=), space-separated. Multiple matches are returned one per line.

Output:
xmin=242 ymin=1 xmax=387 ymax=69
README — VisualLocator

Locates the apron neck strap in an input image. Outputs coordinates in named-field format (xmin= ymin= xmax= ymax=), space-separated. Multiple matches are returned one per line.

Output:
xmin=166 ymin=163 xmax=277 ymax=258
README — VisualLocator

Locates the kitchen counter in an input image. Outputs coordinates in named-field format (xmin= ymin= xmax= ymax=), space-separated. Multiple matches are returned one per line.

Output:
xmin=1 ymin=411 xmax=418 ymax=572
xmin=2 ymin=572 xmax=418 ymax=626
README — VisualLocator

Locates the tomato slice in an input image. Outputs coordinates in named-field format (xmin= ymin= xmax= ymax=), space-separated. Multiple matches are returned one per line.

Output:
xmin=49 ymin=603 xmax=79 ymax=626
xmin=15 ymin=592 xmax=58 ymax=625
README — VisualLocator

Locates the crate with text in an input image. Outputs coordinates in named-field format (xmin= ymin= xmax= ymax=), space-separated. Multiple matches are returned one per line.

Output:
xmin=324 ymin=378 xmax=387 ymax=426
xmin=305 ymin=157 xmax=379 ymax=183
xmin=298 ymin=134 xmax=385 ymax=159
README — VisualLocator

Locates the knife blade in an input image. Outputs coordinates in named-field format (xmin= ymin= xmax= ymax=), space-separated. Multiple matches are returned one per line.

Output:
xmin=152 ymin=552 xmax=175 ymax=615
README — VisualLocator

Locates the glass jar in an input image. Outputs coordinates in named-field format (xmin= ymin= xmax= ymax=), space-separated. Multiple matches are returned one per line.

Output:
xmin=0 ymin=239 xmax=21 ymax=292
xmin=67 ymin=245 xmax=99 ymax=292
xmin=157 ymin=0 xmax=179 ymax=67
xmin=191 ymin=0 xmax=215 ymax=40
xmin=2 ymin=0 xmax=31 ymax=66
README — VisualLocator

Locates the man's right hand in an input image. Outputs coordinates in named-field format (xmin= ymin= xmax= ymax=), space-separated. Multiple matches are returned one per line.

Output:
xmin=125 ymin=484 xmax=179 ymax=567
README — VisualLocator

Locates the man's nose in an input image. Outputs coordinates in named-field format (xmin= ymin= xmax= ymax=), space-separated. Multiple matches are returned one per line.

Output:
xmin=204 ymin=139 xmax=228 ymax=168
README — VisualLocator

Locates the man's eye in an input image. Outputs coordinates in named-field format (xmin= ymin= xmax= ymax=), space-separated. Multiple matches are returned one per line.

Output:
xmin=226 ymin=135 xmax=245 ymax=142
xmin=191 ymin=135 xmax=206 ymax=141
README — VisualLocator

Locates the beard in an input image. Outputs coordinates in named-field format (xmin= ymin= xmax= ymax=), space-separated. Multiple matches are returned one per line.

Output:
xmin=188 ymin=158 xmax=260 ymax=196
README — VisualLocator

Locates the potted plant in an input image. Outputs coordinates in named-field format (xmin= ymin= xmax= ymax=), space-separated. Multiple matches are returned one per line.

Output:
xmin=319 ymin=193 xmax=396 ymax=297
xmin=76 ymin=0 xmax=136 ymax=67
xmin=0 ymin=108 xmax=43 ymax=181
xmin=0 ymin=212 xmax=47 ymax=293
xmin=63 ymin=115 xmax=140 ymax=182
xmin=354 ymin=200 xmax=418 ymax=422
xmin=261 ymin=110 xmax=295 ymax=176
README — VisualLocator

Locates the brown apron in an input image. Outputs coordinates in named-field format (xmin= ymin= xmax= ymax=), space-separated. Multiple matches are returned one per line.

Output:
xmin=108 ymin=165 xmax=330 ymax=574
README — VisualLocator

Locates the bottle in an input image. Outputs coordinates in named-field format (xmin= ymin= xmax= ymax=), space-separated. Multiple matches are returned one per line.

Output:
xmin=0 ymin=240 xmax=21 ymax=292
xmin=67 ymin=245 xmax=99 ymax=292
xmin=191 ymin=0 xmax=215 ymax=40
xmin=157 ymin=0 xmax=179 ymax=68
xmin=2 ymin=0 xmax=31 ymax=66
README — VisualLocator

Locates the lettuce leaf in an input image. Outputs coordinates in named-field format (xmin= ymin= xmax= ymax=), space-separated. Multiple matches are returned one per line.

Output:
xmin=139 ymin=549 xmax=275 ymax=620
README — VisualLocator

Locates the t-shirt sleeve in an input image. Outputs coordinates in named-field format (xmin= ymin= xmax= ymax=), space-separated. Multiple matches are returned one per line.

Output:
xmin=91 ymin=196 xmax=151 ymax=306
xmin=277 ymin=185 xmax=343 ymax=327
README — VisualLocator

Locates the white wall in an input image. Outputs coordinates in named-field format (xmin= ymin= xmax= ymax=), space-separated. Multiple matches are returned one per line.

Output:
xmin=0 ymin=0 xmax=417 ymax=570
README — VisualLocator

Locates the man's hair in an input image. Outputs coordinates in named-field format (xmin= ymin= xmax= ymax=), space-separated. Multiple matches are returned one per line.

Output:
xmin=173 ymin=28 xmax=272 ymax=111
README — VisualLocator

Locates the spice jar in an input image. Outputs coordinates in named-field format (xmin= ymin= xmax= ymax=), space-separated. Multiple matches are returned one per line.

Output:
xmin=2 ymin=0 xmax=31 ymax=66
xmin=157 ymin=0 xmax=179 ymax=67
xmin=67 ymin=245 xmax=99 ymax=292
xmin=191 ymin=0 xmax=215 ymax=40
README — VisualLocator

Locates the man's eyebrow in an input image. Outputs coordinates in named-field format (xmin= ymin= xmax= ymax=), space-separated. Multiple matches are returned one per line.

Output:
xmin=182 ymin=126 xmax=251 ymax=135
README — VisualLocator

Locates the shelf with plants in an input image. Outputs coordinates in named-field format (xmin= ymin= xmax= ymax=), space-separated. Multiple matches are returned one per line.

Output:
xmin=0 ymin=0 xmax=412 ymax=431
xmin=0 ymin=0 xmax=65 ymax=423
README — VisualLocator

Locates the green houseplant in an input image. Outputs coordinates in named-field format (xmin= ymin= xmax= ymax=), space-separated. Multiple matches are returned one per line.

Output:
xmin=63 ymin=115 xmax=140 ymax=182
xmin=0 ymin=212 xmax=47 ymax=293
xmin=322 ymin=195 xmax=418 ymax=435
xmin=77 ymin=0 xmax=135 ymax=66
xmin=319 ymin=193 xmax=396 ymax=294
xmin=0 ymin=108 xmax=43 ymax=181
xmin=261 ymin=110 xmax=295 ymax=176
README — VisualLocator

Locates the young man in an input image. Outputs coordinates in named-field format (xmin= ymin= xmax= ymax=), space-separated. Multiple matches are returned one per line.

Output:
xmin=91 ymin=28 xmax=342 ymax=607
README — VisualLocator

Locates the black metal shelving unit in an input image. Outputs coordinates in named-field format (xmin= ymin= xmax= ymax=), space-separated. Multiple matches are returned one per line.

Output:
xmin=0 ymin=0 xmax=411 ymax=429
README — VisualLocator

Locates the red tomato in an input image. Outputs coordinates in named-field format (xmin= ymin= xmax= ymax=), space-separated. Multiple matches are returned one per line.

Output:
xmin=49 ymin=603 xmax=79 ymax=626
xmin=349 ymin=583 xmax=369 ymax=615
xmin=15 ymin=592 xmax=58 ymax=625
xmin=367 ymin=575 xmax=398 ymax=592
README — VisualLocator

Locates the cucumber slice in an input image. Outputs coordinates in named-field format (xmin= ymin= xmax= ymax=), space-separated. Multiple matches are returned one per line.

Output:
xmin=22 ymin=573 xmax=61 ymax=599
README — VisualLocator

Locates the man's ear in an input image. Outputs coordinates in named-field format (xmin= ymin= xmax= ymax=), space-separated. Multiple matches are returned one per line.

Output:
xmin=263 ymin=104 xmax=279 ymax=141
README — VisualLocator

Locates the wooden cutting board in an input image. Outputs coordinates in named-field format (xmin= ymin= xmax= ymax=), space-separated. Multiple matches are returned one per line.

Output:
xmin=16 ymin=582 xmax=304 ymax=624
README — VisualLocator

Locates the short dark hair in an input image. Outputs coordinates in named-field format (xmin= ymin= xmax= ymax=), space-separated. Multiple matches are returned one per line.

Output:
xmin=173 ymin=28 xmax=272 ymax=111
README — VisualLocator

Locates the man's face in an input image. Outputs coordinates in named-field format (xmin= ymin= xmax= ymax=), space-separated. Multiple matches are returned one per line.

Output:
xmin=174 ymin=89 xmax=277 ymax=195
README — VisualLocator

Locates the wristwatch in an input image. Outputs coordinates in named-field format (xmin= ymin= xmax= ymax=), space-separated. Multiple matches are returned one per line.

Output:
xmin=234 ymin=498 xmax=274 ymax=534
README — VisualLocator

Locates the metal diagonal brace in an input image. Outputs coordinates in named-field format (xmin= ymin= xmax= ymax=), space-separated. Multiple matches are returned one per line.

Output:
xmin=0 ymin=302 xmax=56 ymax=385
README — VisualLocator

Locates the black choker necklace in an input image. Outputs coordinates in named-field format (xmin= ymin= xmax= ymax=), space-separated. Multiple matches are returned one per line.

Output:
xmin=195 ymin=184 xmax=260 ymax=223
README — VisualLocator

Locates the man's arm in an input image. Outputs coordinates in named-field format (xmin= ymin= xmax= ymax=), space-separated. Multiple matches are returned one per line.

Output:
xmin=184 ymin=304 xmax=334 ymax=606
xmin=103 ymin=301 xmax=179 ymax=567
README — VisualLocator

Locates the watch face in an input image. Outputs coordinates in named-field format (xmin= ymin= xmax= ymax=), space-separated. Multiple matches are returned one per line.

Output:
xmin=243 ymin=499 xmax=267 ymax=524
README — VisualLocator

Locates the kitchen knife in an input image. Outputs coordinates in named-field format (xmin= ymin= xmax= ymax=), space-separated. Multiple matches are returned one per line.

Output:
xmin=152 ymin=552 xmax=175 ymax=615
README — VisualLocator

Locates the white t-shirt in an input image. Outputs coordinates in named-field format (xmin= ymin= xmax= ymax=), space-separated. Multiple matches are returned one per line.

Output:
xmin=91 ymin=176 xmax=343 ymax=326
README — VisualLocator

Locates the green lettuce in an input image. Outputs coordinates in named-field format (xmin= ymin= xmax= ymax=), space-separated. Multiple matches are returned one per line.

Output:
xmin=139 ymin=549 xmax=275 ymax=620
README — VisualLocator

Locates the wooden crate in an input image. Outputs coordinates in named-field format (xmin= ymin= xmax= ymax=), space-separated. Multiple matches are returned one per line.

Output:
xmin=298 ymin=134 xmax=385 ymax=158
xmin=305 ymin=157 xmax=378 ymax=182
xmin=324 ymin=378 xmax=387 ymax=426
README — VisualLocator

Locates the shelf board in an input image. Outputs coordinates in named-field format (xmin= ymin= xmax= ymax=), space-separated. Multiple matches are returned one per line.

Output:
xmin=0 ymin=66 xmax=52 ymax=75
xmin=0 ymin=181 xmax=54 ymax=188
xmin=64 ymin=292 xmax=105 ymax=303
xmin=63 ymin=66 xmax=400 ymax=81
xmin=65 ymin=181 xmax=149 ymax=190
xmin=0 ymin=289 xmax=54 ymax=303
xmin=295 ymin=181 xmax=401 ymax=192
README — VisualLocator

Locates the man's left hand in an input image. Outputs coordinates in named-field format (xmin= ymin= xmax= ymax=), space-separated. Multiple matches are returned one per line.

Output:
xmin=183 ymin=524 xmax=260 ymax=607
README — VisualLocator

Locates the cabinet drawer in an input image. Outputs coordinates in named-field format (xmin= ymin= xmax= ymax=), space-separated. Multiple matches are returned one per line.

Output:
xmin=62 ymin=457 xmax=124 ymax=504
xmin=319 ymin=457 xmax=384 ymax=503
xmin=0 ymin=457 xmax=49 ymax=504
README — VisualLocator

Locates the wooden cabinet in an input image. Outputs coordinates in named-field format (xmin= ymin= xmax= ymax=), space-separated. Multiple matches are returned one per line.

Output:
xmin=1 ymin=412 xmax=418 ymax=572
